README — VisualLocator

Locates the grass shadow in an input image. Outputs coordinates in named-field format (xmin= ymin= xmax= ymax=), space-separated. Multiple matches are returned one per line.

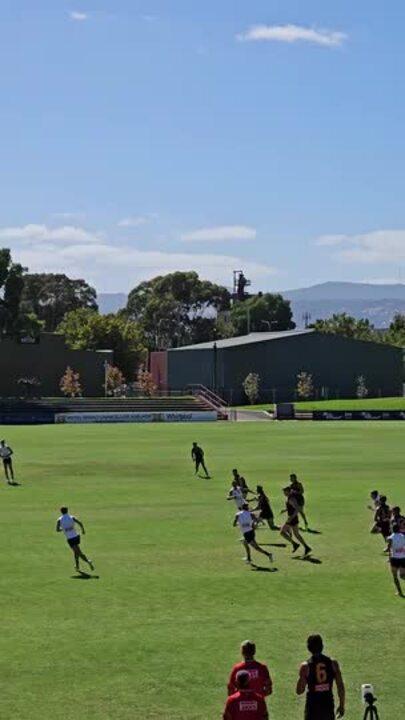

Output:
xmin=305 ymin=528 xmax=322 ymax=535
xmin=256 ymin=526 xmax=281 ymax=532
xmin=291 ymin=555 xmax=322 ymax=565
xmin=71 ymin=572 xmax=100 ymax=580
xmin=251 ymin=564 xmax=279 ymax=573
xmin=260 ymin=542 xmax=288 ymax=548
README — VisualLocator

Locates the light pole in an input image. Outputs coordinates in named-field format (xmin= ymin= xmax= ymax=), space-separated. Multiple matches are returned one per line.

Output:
xmin=104 ymin=360 xmax=109 ymax=398
xmin=212 ymin=341 xmax=218 ymax=391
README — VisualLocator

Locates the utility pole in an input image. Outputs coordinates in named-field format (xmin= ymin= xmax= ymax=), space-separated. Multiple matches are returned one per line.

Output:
xmin=104 ymin=360 xmax=109 ymax=397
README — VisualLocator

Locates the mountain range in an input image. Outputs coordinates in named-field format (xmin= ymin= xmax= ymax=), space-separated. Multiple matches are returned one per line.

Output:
xmin=97 ymin=282 xmax=405 ymax=328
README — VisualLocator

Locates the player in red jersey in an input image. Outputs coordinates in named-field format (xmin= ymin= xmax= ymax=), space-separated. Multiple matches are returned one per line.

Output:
xmin=223 ymin=671 xmax=269 ymax=720
xmin=227 ymin=641 xmax=272 ymax=697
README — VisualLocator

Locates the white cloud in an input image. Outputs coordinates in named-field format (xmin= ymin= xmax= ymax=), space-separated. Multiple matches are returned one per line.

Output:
xmin=118 ymin=216 xmax=151 ymax=228
xmin=181 ymin=225 xmax=257 ymax=243
xmin=51 ymin=212 xmax=86 ymax=221
xmin=0 ymin=223 xmax=100 ymax=244
xmin=236 ymin=24 xmax=347 ymax=48
xmin=315 ymin=234 xmax=348 ymax=247
xmin=317 ymin=229 xmax=405 ymax=264
xmin=361 ymin=276 xmax=405 ymax=285
xmin=0 ymin=221 xmax=275 ymax=292
xmin=70 ymin=11 xmax=88 ymax=22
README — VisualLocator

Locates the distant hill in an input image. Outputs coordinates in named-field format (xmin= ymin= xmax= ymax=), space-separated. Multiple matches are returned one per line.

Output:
xmin=284 ymin=282 xmax=405 ymax=328
xmin=96 ymin=283 xmax=405 ymax=328
xmin=285 ymin=282 xmax=405 ymax=301
xmin=97 ymin=293 xmax=127 ymax=314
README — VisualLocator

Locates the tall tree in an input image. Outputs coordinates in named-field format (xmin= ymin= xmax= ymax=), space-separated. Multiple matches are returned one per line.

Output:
xmin=57 ymin=309 xmax=146 ymax=379
xmin=385 ymin=313 xmax=405 ymax=347
xmin=126 ymin=271 xmax=230 ymax=348
xmin=21 ymin=273 xmax=98 ymax=331
xmin=0 ymin=248 xmax=43 ymax=338
xmin=230 ymin=293 xmax=295 ymax=335
xmin=311 ymin=313 xmax=378 ymax=342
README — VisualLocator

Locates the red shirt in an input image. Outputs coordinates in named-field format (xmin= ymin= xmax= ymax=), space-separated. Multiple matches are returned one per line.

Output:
xmin=223 ymin=690 xmax=268 ymax=720
xmin=228 ymin=661 xmax=272 ymax=697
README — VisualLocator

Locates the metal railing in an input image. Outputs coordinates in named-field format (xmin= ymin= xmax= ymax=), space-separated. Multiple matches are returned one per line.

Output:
xmin=188 ymin=384 xmax=230 ymax=419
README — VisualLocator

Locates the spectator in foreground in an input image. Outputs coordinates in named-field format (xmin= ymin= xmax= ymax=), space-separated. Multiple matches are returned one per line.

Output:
xmin=223 ymin=670 xmax=268 ymax=720
xmin=227 ymin=641 xmax=272 ymax=697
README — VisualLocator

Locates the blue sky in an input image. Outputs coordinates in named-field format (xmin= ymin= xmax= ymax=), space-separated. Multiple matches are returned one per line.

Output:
xmin=1 ymin=1 xmax=405 ymax=293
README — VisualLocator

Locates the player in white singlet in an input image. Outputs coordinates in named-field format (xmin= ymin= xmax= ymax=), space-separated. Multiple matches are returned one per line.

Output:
xmin=233 ymin=503 xmax=274 ymax=565
xmin=56 ymin=507 xmax=95 ymax=573
xmin=227 ymin=480 xmax=246 ymax=510
xmin=387 ymin=523 xmax=405 ymax=597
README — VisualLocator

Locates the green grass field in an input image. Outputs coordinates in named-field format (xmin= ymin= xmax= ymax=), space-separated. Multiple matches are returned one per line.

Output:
xmin=235 ymin=397 xmax=405 ymax=411
xmin=0 ymin=422 xmax=404 ymax=720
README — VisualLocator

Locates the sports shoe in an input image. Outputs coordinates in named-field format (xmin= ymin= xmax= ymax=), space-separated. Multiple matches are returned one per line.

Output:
xmin=243 ymin=557 xmax=252 ymax=563
xmin=304 ymin=546 xmax=312 ymax=556
xmin=292 ymin=542 xmax=300 ymax=553
xmin=88 ymin=561 xmax=95 ymax=571
xmin=268 ymin=554 xmax=273 ymax=563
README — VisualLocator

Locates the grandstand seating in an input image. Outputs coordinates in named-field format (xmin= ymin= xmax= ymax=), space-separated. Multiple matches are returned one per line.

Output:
xmin=0 ymin=395 xmax=216 ymax=423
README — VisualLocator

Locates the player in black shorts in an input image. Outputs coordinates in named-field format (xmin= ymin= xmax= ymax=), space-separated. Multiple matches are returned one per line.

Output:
xmin=374 ymin=495 xmax=391 ymax=548
xmin=290 ymin=474 xmax=309 ymax=529
xmin=0 ymin=440 xmax=15 ymax=484
xmin=296 ymin=634 xmax=345 ymax=720
xmin=253 ymin=485 xmax=278 ymax=530
xmin=280 ymin=487 xmax=311 ymax=555
xmin=191 ymin=442 xmax=210 ymax=478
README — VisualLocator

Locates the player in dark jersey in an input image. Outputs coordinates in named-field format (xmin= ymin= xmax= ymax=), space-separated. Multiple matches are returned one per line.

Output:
xmin=280 ymin=487 xmax=311 ymax=555
xmin=0 ymin=440 xmax=15 ymax=484
xmin=296 ymin=634 xmax=345 ymax=720
xmin=232 ymin=469 xmax=254 ymax=499
xmin=252 ymin=486 xmax=278 ymax=530
xmin=290 ymin=474 xmax=309 ymax=529
xmin=368 ymin=491 xmax=382 ymax=533
xmin=374 ymin=495 xmax=391 ymax=546
xmin=191 ymin=442 xmax=210 ymax=478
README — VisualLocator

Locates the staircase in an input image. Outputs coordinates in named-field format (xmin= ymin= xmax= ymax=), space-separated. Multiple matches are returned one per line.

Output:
xmin=188 ymin=385 xmax=230 ymax=420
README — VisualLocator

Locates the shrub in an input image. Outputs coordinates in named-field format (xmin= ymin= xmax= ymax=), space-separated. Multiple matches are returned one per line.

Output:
xmin=296 ymin=371 xmax=314 ymax=400
xmin=60 ymin=366 xmax=82 ymax=397
xmin=243 ymin=372 xmax=260 ymax=405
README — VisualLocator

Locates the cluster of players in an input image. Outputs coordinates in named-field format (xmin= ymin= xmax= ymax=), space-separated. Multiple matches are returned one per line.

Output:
xmin=223 ymin=637 xmax=345 ymax=720
xmin=368 ymin=490 xmax=405 ymax=597
xmin=191 ymin=441 xmax=405 ymax=597
xmin=227 ymin=468 xmax=313 ymax=565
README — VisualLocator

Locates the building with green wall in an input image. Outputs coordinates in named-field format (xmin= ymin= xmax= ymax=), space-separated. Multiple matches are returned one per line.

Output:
xmin=166 ymin=330 xmax=403 ymax=403
xmin=0 ymin=333 xmax=112 ymax=397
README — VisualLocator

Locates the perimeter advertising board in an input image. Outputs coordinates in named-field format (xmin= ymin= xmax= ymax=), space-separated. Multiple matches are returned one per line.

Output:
xmin=313 ymin=410 xmax=405 ymax=421
xmin=55 ymin=411 xmax=218 ymax=424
